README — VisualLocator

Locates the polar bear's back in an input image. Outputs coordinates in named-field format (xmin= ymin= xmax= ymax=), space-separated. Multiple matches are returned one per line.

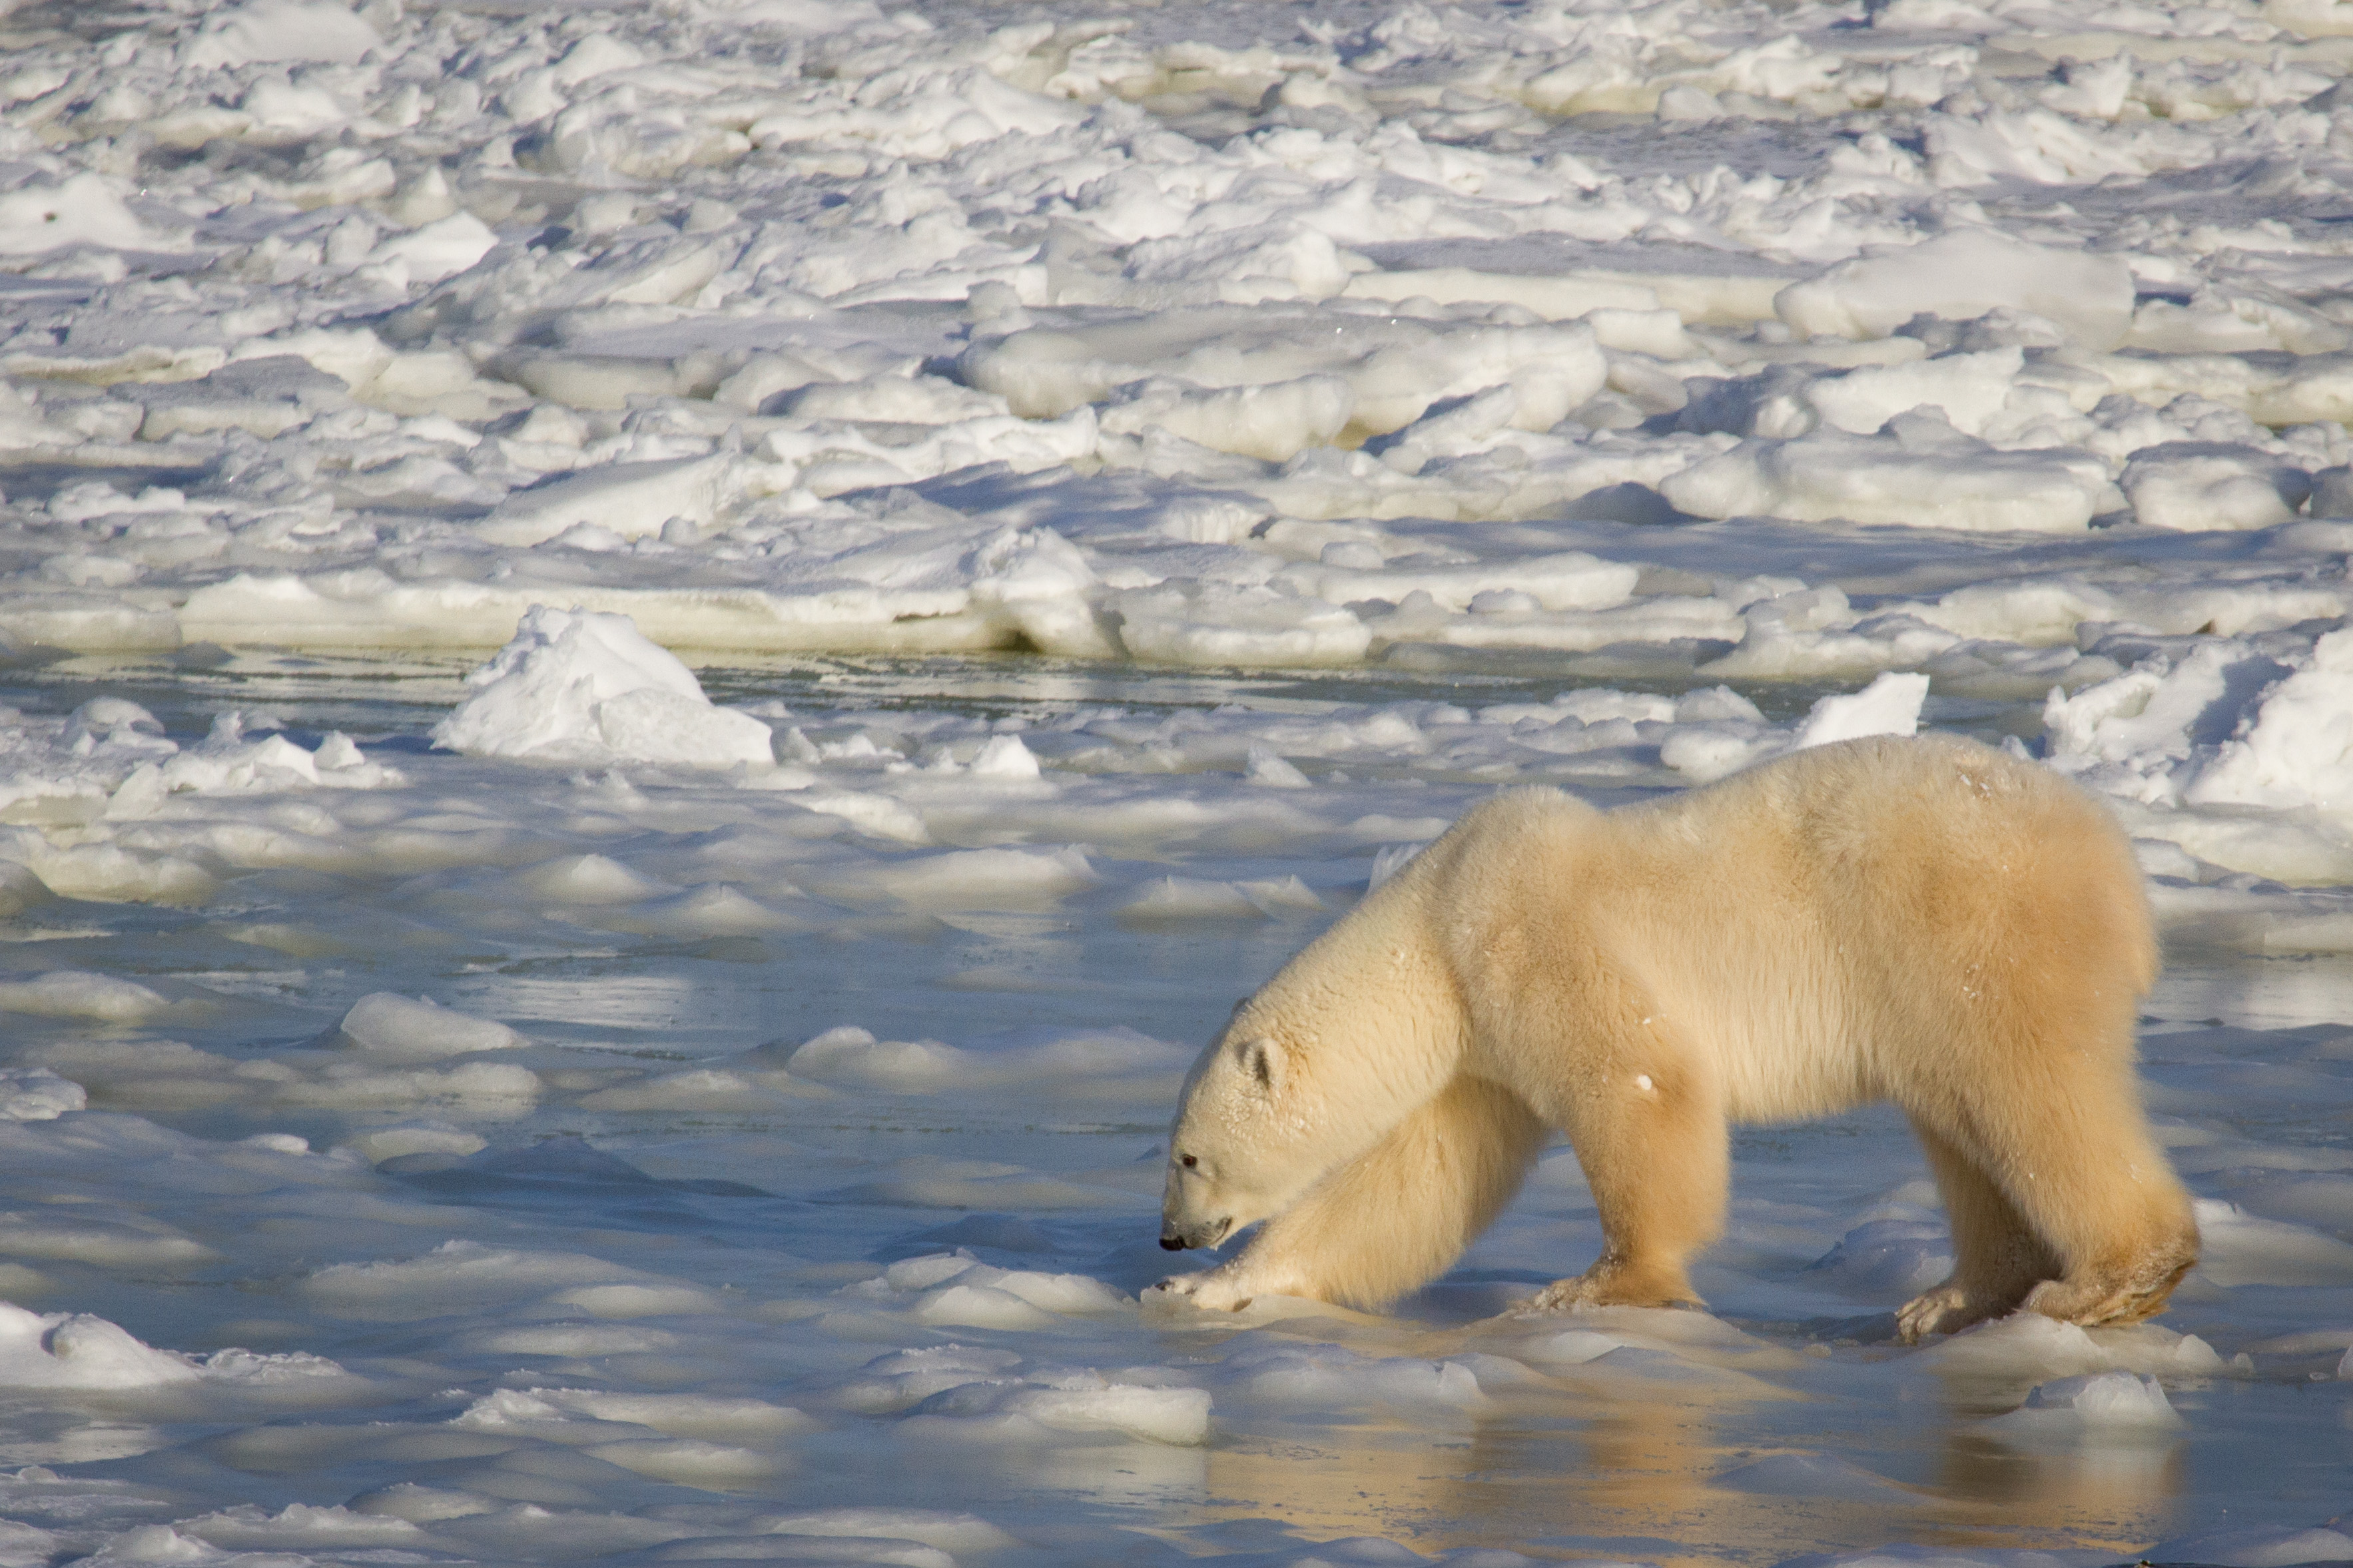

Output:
xmin=1670 ymin=735 xmax=2154 ymax=1117
xmin=1437 ymin=734 xmax=2155 ymax=1125
xmin=1700 ymin=735 xmax=2152 ymax=975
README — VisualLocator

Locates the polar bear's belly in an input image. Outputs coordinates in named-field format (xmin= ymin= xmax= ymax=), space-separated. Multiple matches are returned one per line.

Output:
xmin=1660 ymin=943 xmax=1881 ymax=1126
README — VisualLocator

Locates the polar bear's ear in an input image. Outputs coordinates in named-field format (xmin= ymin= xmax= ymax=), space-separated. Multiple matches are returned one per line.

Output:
xmin=1231 ymin=1034 xmax=1283 ymax=1096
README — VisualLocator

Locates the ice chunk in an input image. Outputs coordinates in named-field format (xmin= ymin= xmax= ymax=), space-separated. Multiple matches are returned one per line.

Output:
xmin=787 ymin=1030 xmax=971 ymax=1094
xmin=468 ymin=1323 xmax=677 ymax=1355
xmin=541 ymin=1282 xmax=724 ymax=1317
xmin=0 ymin=1208 xmax=212 ymax=1268
xmin=1110 ymin=583 xmax=1372 ymax=666
xmin=182 ymin=0 xmax=381 ymax=67
xmin=456 ymin=1387 xmax=814 ymax=1440
xmin=2186 ymin=629 xmax=2353 ymax=816
xmin=905 ymin=1375 xmax=1210 ymax=1445
xmin=515 ymin=853 xmax=677 ymax=906
xmin=346 ymin=1485 xmax=497 ymax=1523
xmin=0 ymin=971 xmax=172 ymax=1024
xmin=1225 ymin=1344 xmax=1492 ymax=1416
xmin=914 ymin=1284 xmax=1062 ymax=1330
xmin=1981 ymin=1373 xmax=2184 ymax=1443
xmin=784 ymin=1023 xmax=1184 ymax=1094
xmin=1098 ymin=375 xmax=1355 ymax=462
xmin=2044 ymin=632 xmax=2353 ymax=880
xmin=1118 ymin=877 xmax=1271 ymax=925
xmin=0 ymin=1069 xmax=85 ymax=1121
xmin=2122 ymin=443 xmax=2314 ymax=532
xmin=1803 ymin=348 xmax=2026 ymax=437
xmin=966 ymin=735 xmax=1041 ymax=779
xmin=133 ymin=714 xmax=404 ymax=801
xmin=837 ymin=1345 xmax=1022 ymax=1414
xmin=1776 ymin=230 xmax=2135 ymax=350
xmin=2189 ymin=1198 xmax=2353 ymax=1287
xmin=335 ymin=993 xmax=524 ymax=1059
xmin=0 ymin=862 xmax=53 ymax=919
xmin=885 ymin=1260 xmax=1130 ymax=1323
xmin=368 ymin=212 xmax=499 ymax=287
xmin=585 ymin=1437 xmax=783 ymax=1484
xmin=599 ymin=885 xmax=802 ymax=937
xmin=1804 ymin=1214 xmax=1952 ymax=1297
xmin=1796 ymin=673 xmax=1930 ymax=748
xmin=885 ymin=1253 xmax=981 ymax=1291
xmin=342 ymin=1124 xmax=488 ymax=1165
xmin=862 ymin=847 xmax=1098 ymax=911
xmin=0 ymin=174 xmax=163 ymax=256
xmin=1660 ymin=426 xmax=2107 ymax=533
xmin=980 ymin=1270 xmax=1129 ymax=1316
xmin=478 ymin=453 xmax=744 ymax=547
xmin=433 ymin=607 xmax=776 ymax=769
xmin=0 ymin=1304 xmax=199 ymax=1389
xmin=180 ymin=1503 xmax=422 ymax=1551
xmin=1923 ymin=1312 xmax=2228 ymax=1382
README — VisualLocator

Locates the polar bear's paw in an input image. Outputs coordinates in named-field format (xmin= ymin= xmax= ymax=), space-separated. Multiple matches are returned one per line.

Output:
xmin=1511 ymin=1277 xmax=1603 ymax=1316
xmin=1148 ymin=1270 xmax=1256 ymax=1312
xmin=1513 ymin=1264 xmax=1700 ymax=1316
xmin=1895 ymin=1283 xmax=1982 ymax=1342
xmin=2020 ymin=1244 xmax=2197 ymax=1330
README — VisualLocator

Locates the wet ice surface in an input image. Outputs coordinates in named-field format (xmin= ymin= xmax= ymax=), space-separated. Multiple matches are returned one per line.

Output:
xmin=5 ymin=0 xmax=2353 ymax=1559
xmin=0 ymin=648 xmax=2347 ymax=1568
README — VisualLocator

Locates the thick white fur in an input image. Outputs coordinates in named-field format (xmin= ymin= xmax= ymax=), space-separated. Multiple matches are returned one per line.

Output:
xmin=1154 ymin=735 xmax=2197 ymax=1341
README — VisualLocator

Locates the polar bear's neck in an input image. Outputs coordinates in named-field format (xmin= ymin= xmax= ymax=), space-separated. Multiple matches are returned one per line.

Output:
xmin=1247 ymin=856 xmax=1471 ymax=1165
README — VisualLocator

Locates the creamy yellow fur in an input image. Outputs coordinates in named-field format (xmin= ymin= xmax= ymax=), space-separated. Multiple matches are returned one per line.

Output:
xmin=1154 ymin=734 xmax=2197 ymax=1340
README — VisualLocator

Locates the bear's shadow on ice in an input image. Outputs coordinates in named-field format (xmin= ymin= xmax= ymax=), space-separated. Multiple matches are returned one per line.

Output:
xmin=382 ymin=1133 xmax=797 ymax=1233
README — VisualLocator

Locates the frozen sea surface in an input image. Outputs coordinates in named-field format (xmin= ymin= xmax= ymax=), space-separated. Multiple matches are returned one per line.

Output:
xmin=1 ymin=0 xmax=2352 ymax=1562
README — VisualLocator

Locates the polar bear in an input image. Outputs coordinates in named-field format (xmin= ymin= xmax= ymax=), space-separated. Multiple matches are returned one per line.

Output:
xmin=1154 ymin=735 xmax=2197 ymax=1342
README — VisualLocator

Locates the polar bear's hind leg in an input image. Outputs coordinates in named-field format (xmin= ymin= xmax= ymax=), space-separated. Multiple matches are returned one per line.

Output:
xmin=2004 ymin=1079 xmax=2199 ymax=1330
xmin=1897 ymin=1119 xmax=2062 ymax=1342
xmin=1902 ymin=1041 xmax=2196 ymax=1338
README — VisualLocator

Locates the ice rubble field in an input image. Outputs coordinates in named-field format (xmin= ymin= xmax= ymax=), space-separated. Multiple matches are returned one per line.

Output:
xmin=4 ymin=0 xmax=2353 ymax=1562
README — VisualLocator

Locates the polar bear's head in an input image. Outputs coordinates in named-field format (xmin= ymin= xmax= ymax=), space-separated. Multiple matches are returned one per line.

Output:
xmin=1159 ymin=1023 xmax=1315 ymax=1252
xmin=1156 ymin=858 xmax=1465 ymax=1255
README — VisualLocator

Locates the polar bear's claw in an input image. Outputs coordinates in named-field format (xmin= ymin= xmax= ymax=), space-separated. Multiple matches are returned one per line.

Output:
xmin=1150 ymin=1270 xmax=1257 ymax=1312
xmin=1895 ymin=1284 xmax=1977 ymax=1342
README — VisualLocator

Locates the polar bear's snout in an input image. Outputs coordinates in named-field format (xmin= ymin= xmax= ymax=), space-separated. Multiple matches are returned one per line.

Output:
xmin=1160 ymin=1215 xmax=1231 ymax=1250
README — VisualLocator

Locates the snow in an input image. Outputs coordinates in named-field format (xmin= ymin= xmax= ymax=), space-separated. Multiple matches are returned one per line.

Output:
xmin=1 ymin=0 xmax=2352 ymax=1561
xmin=432 ymin=606 xmax=777 ymax=768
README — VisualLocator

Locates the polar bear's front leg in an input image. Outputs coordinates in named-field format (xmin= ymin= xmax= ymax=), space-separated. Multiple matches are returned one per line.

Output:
xmin=1154 ymin=1074 xmax=1549 ymax=1313
xmin=1518 ymin=1034 xmax=1727 ymax=1315
xmin=1148 ymin=1253 xmax=1293 ymax=1313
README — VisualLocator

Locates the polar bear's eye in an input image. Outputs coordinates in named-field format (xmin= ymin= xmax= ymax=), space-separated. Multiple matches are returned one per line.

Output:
xmin=1179 ymin=1154 xmax=1197 ymax=1169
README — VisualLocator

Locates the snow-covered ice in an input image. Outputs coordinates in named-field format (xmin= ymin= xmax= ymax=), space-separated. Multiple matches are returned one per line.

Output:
xmin=3 ymin=0 xmax=2353 ymax=1561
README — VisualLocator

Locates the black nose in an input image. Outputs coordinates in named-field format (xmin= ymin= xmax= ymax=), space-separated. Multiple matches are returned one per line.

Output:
xmin=1160 ymin=1235 xmax=1185 ymax=1251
